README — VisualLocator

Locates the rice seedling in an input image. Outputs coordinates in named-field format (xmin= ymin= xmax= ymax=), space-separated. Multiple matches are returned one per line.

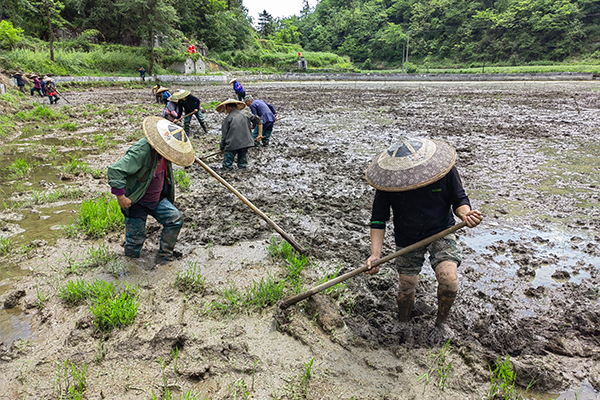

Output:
xmin=7 ymin=158 xmax=30 ymax=179
xmin=62 ymin=157 xmax=92 ymax=175
xmin=417 ymin=339 xmax=453 ymax=392
xmin=487 ymin=355 xmax=515 ymax=400
xmin=66 ymin=194 xmax=124 ymax=238
xmin=0 ymin=237 xmax=11 ymax=255
xmin=29 ymin=186 xmax=86 ymax=205
xmin=175 ymin=261 xmax=206 ymax=294
xmin=35 ymin=285 xmax=52 ymax=309
xmin=268 ymin=237 xmax=295 ymax=260
xmin=174 ymin=169 xmax=191 ymax=192
xmin=55 ymin=359 xmax=87 ymax=400
xmin=90 ymin=282 xmax=138 ymax=332
xmin=58 ymin=122 xmax=78 ymax=131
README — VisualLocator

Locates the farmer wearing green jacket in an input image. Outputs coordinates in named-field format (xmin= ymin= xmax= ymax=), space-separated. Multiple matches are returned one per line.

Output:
xmin=108 ymin=116 xmax=195 ymax=264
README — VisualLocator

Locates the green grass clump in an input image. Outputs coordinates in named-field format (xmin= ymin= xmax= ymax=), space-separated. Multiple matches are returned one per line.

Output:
xmin=209 ymin=274 xmax=286 ymax=315
xmin=7 ymin=158 xmax=30 ymax=179
xmin=0 ymin=237 xmax=11 ymax=255
xmin=174 ymin=169 xmax=191 ymax=192
xmin=58 ymin=122 xmax=78 ymax=131
xmin=55 ymin=359 xmax=88 ymax=400
xmin=175 ymin=261 xmax=206 ymax=294
xmin=317 ymin=265 xmax=347 ymax=297
xmin=67 ymin=194 xmax=124 ymax=238
xmin=16 ymin=104 xmax=67 ymax=122
xmin=0 ymin=115 xmax=16 ymax=137
xmin=201 ymin=100 xmax=221 ymax=110
xmin=58 ymin=279 xmax=138 ymax=332
xmin=487 ymin=355 xmax=515 ymax=400
xmin=29 ymin=186 xmax=86 ymax=205
xmin=268 ymin=237 xmax=296 ymax=261
xmin=62 ymin=157 xmax=92 ymax=175
xmin=90 ymin=282 xmax=138 ymax=332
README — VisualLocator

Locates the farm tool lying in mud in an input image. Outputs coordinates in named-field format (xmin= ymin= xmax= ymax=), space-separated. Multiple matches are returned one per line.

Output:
xmin=279 ymin=221 xmax=468 ymax=309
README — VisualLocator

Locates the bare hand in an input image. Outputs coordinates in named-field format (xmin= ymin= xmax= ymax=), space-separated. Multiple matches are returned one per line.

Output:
xmin=365 ymin=254 xmax=381 ymax=275
xmin=255 ymin=135 xmax=263 ymax=142
xmin=117 ymin=195 xmax=132 ymax=209
xmin=462 ymin=209 xmax=483 ymax=228
xmin=193 ymin=109 xmax=198 ymax=113
xmin=173 ymin=119 xmax=179 ymax=123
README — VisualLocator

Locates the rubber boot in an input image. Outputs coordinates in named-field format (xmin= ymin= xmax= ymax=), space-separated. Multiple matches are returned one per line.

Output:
xmin=397 ymin=291 xmax=415 ymax=322
xmin=124 ymin=218 xmax=147 ymax=258
xmin=199 ymin=119 xmax=208 ymax=134
xmin=436 ymin=290 xmax=457 ymax=326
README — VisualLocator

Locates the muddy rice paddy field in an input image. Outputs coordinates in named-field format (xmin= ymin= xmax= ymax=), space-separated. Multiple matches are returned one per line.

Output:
xmin=0 ymin=79 xmax=599 ymax=399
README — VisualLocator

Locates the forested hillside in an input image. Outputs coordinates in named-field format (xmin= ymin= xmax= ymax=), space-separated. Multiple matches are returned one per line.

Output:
xmin=275 ymin=0 xmax=600 ymax=67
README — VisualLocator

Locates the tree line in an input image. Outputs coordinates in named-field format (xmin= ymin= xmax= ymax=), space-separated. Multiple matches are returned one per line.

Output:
xmin=266 ymin=0 xmax=600 ymax=67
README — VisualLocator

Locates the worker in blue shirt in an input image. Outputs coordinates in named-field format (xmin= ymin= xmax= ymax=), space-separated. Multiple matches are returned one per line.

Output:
xmin=244 ymin=95 xmax=276 ymax=147
xmin=229 ymin=79 xmax=246 ymax=101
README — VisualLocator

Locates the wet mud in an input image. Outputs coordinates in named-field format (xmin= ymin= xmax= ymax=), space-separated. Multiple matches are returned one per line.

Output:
xmin=0 ymin=80 xmax=599 ymax=399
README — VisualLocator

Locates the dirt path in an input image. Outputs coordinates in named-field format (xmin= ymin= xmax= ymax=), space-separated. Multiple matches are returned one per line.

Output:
xmin=0 ymin=81 xmax=599 ymax=399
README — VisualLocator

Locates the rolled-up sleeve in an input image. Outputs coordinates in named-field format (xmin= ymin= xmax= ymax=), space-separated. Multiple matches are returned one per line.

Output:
xmin=370 ymin=190 xmax=390 ymax=229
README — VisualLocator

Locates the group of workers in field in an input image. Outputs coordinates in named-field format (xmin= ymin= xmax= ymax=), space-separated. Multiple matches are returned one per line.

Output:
xmin=10 ymin=72 xmax=60 ymax=104
xmin=106 ymin=76 xmax=483 ymax=343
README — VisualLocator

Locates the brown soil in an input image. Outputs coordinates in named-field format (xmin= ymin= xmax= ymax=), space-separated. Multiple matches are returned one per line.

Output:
xmin=1 ymin=80 xmax=599 ymax=400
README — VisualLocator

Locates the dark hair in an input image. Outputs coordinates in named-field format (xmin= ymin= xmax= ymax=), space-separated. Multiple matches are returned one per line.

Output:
xmin=226 ymin=103 xmax=237 ymax=109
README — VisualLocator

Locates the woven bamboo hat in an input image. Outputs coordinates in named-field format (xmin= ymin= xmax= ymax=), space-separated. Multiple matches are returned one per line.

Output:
xmin=216 ymin=99 xmax=246 ymax=113
xmin=229 ymin=78 xmax=237 ymax=84
xmin=365 ymin=136 xmax=456 ymax=192
xmin=143 ymin=116 xmax=195 ymax=167
xmin=168 ymin=89 xmax=190 ymax=101
xmin=156 ymin=87 xmax=169 ymax=94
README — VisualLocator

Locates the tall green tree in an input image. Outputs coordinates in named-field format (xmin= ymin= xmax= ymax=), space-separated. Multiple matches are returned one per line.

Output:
xmin=120 ymin=0 xmax=179 ymax=74
xmin=258 ymin=9 xmax=275 ymax=37
xmin=33 ymin=0 xmax=66 ymax=61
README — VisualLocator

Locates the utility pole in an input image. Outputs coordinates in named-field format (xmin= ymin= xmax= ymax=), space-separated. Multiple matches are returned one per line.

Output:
xmin=401 ymin=45 xmax=405 ymax=74
xmin=404 ymin=30 xmax=410 ymax=74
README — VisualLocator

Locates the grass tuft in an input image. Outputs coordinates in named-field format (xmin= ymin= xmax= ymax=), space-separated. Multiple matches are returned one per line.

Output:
xmin=66 ymin=194 xmax=124 ymax=238
xmin=175 ymin=261 xmax=206 ymax=294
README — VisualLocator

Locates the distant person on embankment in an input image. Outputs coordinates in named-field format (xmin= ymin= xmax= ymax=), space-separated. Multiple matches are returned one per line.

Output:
xmin=229 ymin=78 xmax=246 ymax=101
xmin=216 ymin=98 xmax=262 ymax=171
xmin=244 ymin=95 xmax=276 ymax=147
xmin=108 ymin=116 xmax=194 ymax=265
xmin=364 ymin=136 xmax=483 ymax=342
xmin=139 ymin=66 xmax=146 ymax=82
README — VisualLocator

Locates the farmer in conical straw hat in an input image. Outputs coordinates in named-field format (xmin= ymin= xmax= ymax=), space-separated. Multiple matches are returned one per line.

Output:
xmin=170 ymin=89 xmax=209 ymax=135
xmin=229 ymin=78 xmax=246 ymax=101
xmin=108 ymin=116 xmax=194 ymax=265
xmin=364 ymin=136 xmax=483 ymax=341
xmin=216 ymin=98 xmax=262 ymax=171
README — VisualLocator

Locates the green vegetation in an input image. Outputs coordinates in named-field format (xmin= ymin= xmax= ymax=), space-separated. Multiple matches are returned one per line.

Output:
xmin=35 ymin=285 xmax=51 ymax=309
xmin=209 ymin=274 xmax=286 ymax=315
xmin=29 ymin=187 xmax=86 ymax=205
xmin=7 ymin=158 xmax=30 ymax=179
xmin=58 ymin=279 xmax=139 ymax=332
xmin=16 ymin=105 xmax=66 ymax=122
xmin=65 ymin=194 xmax=124 ymax=238
xmin=0 ymin=237 xmax=11 ymax=255
xmin=174 ymin=169 xmax=191 ymax=192
xmin=175 ymin=261 xmax=206 ymax=294
xmin=62 ymin=157 xmax=93 ymax=175
xmin=0 ymin=114 xmax=16 ymax=138
xmin=317 ymin=265 xmax=347 ymax=298
xmin=55 ymin=360 xmax=88 ymax=400
xmin=281 ymin=357 xmax=315 ymax=399
xmin=58 ymin=122 xmax=78 ymax=131
xmin=487 ymin=355 xmax=516 ymax=400
xmin=417 ymin=340 xmax=453 ymax=392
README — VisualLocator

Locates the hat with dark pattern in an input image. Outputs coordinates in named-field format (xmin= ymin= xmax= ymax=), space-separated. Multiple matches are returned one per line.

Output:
xmin=365 ymin=136 xmax=456 ymax=192
xmin=143 ymin=116 xmax=195 ymax=167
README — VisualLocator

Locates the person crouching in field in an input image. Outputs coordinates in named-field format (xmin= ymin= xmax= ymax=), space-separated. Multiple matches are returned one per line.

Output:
xmin=244 ymin=95 xmax=276 ymax=147
xmin=216 ymin=99 xmax=262 ymax=171
xmin=229 ymin=78 xmax=245 ymax=101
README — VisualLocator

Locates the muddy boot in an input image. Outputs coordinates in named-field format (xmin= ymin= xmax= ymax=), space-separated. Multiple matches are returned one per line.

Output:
xmin=397 ymin=292 xmax=415 ymax=323
xmin=436 ymin=290 xmax=457 ymax=327
xmin=428 ymin=322 xmax=455 ymax=345
xmin=397 ymin=321 xmax=414 ymax=345
xmin=199 ymin=120 xmax=208 ymax=134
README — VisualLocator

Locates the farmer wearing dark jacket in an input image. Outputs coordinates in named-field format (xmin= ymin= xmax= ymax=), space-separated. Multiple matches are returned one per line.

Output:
xmin=170 ymin=89 xmax=208 ymax=135
xmin=216 ymin=99 xmax=262 ymax=170
xmin=244 ymin=95 xmax=276 ymax=147
xmin=108 ymin=116 xmax=195 ymax=264
xmin=364 ymin=137 xmax=483 ymax=341
xmin=11 ymin=73 xmax=26 ymax=93
xmin=229 ymin=78 xmax=246 ymax=101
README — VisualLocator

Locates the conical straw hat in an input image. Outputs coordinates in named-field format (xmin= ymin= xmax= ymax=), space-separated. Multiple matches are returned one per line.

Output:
xmin=143 ymin=116 xmax=195 ymax=167
xmin=216 ymin=99 xmax=246 ymax=113
xmin=156 ymin=87 xmax=169 ymax=93
xmin=169 ymin=89 xmax=190 ymax=101
xmin=365 ymin=136 xmax=456 ymax=192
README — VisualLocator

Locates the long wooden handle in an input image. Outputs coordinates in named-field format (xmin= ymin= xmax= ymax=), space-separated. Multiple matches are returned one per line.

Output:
xmin=194 ymin=157 xmax=307 ymax=254
xmin=279 ymin=221 xmax=468 ymax=309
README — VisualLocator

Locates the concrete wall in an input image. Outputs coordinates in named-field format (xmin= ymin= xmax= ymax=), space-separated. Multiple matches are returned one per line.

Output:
xmin=241 ymin=71 xmax=593 ymax=82
xmin=48 ymin=75 xmax=226 ymax=84
xmin=168 ymin=58 xmax=206 ymax=74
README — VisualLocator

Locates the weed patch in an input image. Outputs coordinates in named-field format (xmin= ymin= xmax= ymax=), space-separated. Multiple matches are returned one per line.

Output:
xmin=175 ymin=169 xmax=192 ymax=192
xmin=175 ymin=261 xmax=206 ymax=294
xmin=417 ymin=340 xmax=453 ymax=392
xmin=58 ymin=122 xmax=78 ymax=131
xmin=55 ymin=359 xmax=87 ymax=400
xmin=0 ymin=237 xmax=11 ymax=255
xmin=7 ymin=158 xmax=30 ymax=179
xmin=16 ymin=104 xmax=66 ymax=122
xmin=487 ymin=355 xmax=515 ymax=400
xmin=66 ymin=194 xmax=124 ymax=238
xmin=62 ymin=157 xmax=92 ymax=175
